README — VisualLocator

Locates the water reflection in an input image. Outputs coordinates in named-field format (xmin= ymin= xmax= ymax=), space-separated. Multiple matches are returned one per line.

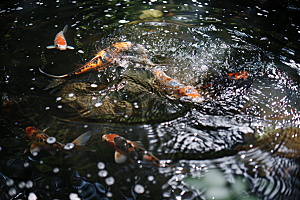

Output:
xmin=1 ymin=0 xmax=300 ymax=199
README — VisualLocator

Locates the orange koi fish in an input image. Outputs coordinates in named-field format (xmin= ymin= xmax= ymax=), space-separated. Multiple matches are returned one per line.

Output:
xmin=46 ymin=25 xmax=75 ymax=50
xmin=227 ymin=71 xmax=249 ymax=80
xmin=154 ymin=67 xmax=204 ymax=103
xmin=102 ymin=134 xmax=164 ymax=167
xmin=26 ymin=127 xmax=95 ymax=155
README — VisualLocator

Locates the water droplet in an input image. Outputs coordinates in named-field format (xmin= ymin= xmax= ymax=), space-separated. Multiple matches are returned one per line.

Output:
xmin=28 ymin=192 xmax=38 ymax=200
xmin=97 ymin=162 xmax=105 ymax=169
xmin=46 ymin=137 xmax=56 ymax=144
xmin=26 ymin=180 xmax=33 ymax=188
xmin=64 ymin=143 xmax=75 ymax=150
xmin=53 ymin=167 xmax=59 ymax=173
xmin=8 ymin=188 xmax=17 ymax=196
xmin=91 ymin=83 xmax=97 ymax=87
xmin=56 ymin=97 xmax=62 ymax=101
xmin=78 ymin=50 xmax=84 ymax=54
xmin=105 ymin=176 xmax=114 ymax=185
xmin=134 ymin=184 xmax=145 ymax=194
xmin=32 ymin=151 xmax=38 ymax=156
xmin=18 ymin=181 xmax=25 ymax=188
xmin=6 ymin=179 xmax=14 ymax=186
xmin=95 ymin=102 xmax=102 ymax=107
xmin=69 ymin=193 xmax=80 ymax=200
xmin=98 ymin=170 xmax=108 ymax=177
xmin=68 ymin=93 xmax=75 ymax=98
xmin=147 ymin=175 xmax=154 ymax=181
xmin=45 ymin=107 xmax=50 ymax=110
xmin=106 ymin=192 xmax=113 ymax=197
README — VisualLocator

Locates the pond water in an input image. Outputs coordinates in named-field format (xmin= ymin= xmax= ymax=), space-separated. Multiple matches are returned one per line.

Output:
xmin=1 ymin=0 xmax=300 ymax=199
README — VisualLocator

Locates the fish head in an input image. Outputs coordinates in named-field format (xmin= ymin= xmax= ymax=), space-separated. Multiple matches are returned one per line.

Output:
xmin=26 ymin=127 xmax=39 ymax=140
xmin=102 ymin=134 xmax=119 ymax=150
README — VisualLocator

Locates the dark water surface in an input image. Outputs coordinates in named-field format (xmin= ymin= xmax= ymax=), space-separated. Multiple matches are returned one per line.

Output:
xmin=1 ymin=0 xmax=300 ymax=199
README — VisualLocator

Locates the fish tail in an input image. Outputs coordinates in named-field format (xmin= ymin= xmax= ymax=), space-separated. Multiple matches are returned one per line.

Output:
xmin=72 ymin=131 xmax=96 ymax=152
xmin=63 ymin=24 xmax=68 ymax=33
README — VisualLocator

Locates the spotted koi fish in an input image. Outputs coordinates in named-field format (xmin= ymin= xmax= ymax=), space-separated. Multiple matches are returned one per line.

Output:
xmin=46 ymin=25 xmax=75 ymax=50
xmin=102 ymin=134 xmax=164 ymax=167
xmin=153 ymin=67 xmax=204 ymax=103
xmin=26 ymin=127 xmax=95 ymax=155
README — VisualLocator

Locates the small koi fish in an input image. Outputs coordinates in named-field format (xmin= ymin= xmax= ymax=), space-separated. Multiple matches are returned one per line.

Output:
xmin=46 ymin=25 xmax=75 ymax=50
xmin=26 ymin=127 xmax=95 ymax=155
xmin=39 ymin=42 xmax=132 ymax=90
xmin=102 ymin=134 xmax=164 ymax=167
xmin=227 ymin=71 xmax=249 ymax=80
xmin=153 ymin=67 xmax=204 ymax=103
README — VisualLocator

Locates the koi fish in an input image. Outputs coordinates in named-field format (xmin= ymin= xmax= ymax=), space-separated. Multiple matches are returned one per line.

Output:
xmin=153 ymin=67 xmax=204 ymax=103
xmin=26 ymin=127 xmax=95 ymax=155
xmin=102 ymin=134 xmax=164 ymax=167
xmin=227 ymin=71 xmax=249 ymax=80
xmin=46 ymin=25 xmax=75 ymax=50
xmin=39 ymin=42 xmax=132 ymax=89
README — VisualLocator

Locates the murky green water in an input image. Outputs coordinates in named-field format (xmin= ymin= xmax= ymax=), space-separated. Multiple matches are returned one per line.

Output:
xmin=1 ymin=0 xmax=300 ymax=199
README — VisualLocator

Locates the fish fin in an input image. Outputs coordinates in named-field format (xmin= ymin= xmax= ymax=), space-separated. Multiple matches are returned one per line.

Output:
xmin=131 ymin=141 xmax=146 ymax=150
xmin=67 ymin=46 xmax=75 ymax=50
xmin=39 ymin=67 xmax=68 ymax=78
xmin=62 ymin=24 xmax=68 ymax=33
xmin=30 ymin=144 xmax=41 ymax=154
xmin=46 ymin=45 xmax=56 ymax=49
xmin=114 ymin=151 xmax=127 ymax=164
xmin=72 ymin=131 xmax=95 ymax=152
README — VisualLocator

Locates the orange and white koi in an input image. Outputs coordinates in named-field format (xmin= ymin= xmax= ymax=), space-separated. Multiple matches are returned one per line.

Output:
xmin=153 ymin=67 xmax=204 ymax=103
xmin=102 ymin=134 xmax=164 ymax=167
xmin=46 ymin=25 xmax=75 ymax=50
xmin=40 ymin=42 xmax=132 ymax=79
xmin=26 ymin=127 xmax=95 ymax=155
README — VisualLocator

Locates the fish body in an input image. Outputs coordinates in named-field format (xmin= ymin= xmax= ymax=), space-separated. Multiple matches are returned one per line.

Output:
xmin=40 ymin=42 xmax=132 ymax=80
xmin=47 ymin=25 xmax=74 ymax=50
xmin=154 ymin=67 xmax=204 ymax=103
xmin=26 ymin=127 xmax=95 ymax=155
xmin=102 ymin=134 xmax=163 ymax=166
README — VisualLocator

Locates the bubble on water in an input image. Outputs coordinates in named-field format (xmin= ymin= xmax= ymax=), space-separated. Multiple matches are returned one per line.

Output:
xmin=69 ymin=193 xmax=80 ymax=200
xmin=53 ymin=167 xmax=59 ymax=173
xmin=45 ymin=107 xmax=50 ymax=110
xmin=57 ymin=105 xmax=62 ymax=108
xmin=64 ymin=143 xmax=75 ymax=150
xmin=0 ymin=146 xmax=2 ymax=151
xmin=68 ymin=93 xmax=75 ymax=98
xmin=32 ymin=151 xmax=38 ymax=156
xmin=46 ymin=137 xmax=56 ymax=144
xmin=6 ymin=179 xmax=14 ymax=186
xmin=105 ymin=177 xmax=114 ymax=185
xmin=134 ymin=184 xmax=145 ymax=194
xmin=56 ymin=97 xmax=62 ymax=101
xmin=78 ymin=50 xmax=84 ymax=54
xmin=8 ymin=188 xmax=17 ymax=196
xmin=39 ymin=160 xmax=43 ymax=164
xmin=97 ymin=162 xmax=105 ymax=169
xmin=30 ymin=87 xmax=34 ymax=90
xmin=119 ymin=20 xmax=129 ymax=23
xmin=148 ymin=175 xmax=154 ymax=181
xmin=98 ymin=170 xmax=108 ymax=177
xmin=28 ymin=192 xmax=38 ymax=200
xmin=18 ymin=181 xmax=25 ymax=188
xmin=26 ymin=180 xmax=33 ymax=188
